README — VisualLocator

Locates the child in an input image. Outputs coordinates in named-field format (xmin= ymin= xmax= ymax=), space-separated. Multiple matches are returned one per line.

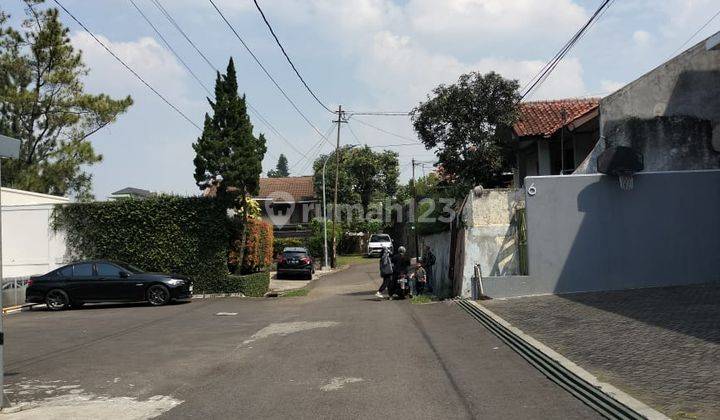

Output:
xmin=412 ymin=260 xmax=427 ymax=296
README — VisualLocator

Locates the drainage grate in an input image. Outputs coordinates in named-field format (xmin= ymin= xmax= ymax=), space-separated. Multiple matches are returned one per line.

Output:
xmin=455 ymin=299 xmax=647 ymax=420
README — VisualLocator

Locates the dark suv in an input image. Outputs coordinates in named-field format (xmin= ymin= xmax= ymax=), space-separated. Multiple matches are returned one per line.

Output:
xmin=277 ymin=247 xmax=314 ymax=279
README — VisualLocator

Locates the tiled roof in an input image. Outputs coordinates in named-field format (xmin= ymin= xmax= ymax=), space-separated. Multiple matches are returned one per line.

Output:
xmin=257 ymin=176 xmax=316 ymax=201
xmin=112 ymin=187 xmax=153 ymax=197
xmin=514 ymin=98 xmax=600 ymax=138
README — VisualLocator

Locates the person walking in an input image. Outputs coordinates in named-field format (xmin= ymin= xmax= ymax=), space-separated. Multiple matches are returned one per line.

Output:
xmin=376 ymin=247 xmax=393 ymax=298
xmin=424 ymin=245 xmax=436 ymax=293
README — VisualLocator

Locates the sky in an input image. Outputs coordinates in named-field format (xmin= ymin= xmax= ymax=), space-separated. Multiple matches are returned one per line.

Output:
xmin=3 ymin=0 xmax=720 ymax=199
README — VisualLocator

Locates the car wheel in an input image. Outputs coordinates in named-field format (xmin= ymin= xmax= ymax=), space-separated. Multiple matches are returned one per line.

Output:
xmin=46 ymin=289 xmax=69 ymax=311
xmin=147 ymin=284 xmax=170 ymax=306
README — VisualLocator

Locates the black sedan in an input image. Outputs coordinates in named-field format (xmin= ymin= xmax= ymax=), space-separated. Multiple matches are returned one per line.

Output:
xmin=277 ymin=247 xmax=314 ymax=279
xmin=26 ymin=260 xmax=192 ymax=310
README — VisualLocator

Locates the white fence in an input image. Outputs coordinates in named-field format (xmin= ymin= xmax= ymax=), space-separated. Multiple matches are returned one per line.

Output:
xmin=1 ymin=204 xmax=67 ymax=306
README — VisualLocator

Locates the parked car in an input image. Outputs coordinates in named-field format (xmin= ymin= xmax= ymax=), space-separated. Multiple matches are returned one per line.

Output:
xmin=277 ymin=247 xmax=314 ymax=279
xmin=25 ymin=260 xmax=192 ymax=310
xmin=366 ymin=234 xmax=393 ymax=257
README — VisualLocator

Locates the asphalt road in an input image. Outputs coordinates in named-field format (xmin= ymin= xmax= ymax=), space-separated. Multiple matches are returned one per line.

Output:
xmin=4 ymin=262 xmax=598 ymax=419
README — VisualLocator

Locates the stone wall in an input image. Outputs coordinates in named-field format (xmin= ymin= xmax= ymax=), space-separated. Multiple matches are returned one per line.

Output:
xmin=459 ymin=189 xmax=523 ymax=297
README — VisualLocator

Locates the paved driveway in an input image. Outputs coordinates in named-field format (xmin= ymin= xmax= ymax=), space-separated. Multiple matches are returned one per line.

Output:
xmin=484 ymin=283 xmax=720 ymax=419
xmin=4 ymin=264 xmax=598 ymax=419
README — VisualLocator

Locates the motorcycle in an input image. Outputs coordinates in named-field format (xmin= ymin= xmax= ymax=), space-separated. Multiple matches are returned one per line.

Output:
xmin=388 ymin=273 xmax=410 ymax=299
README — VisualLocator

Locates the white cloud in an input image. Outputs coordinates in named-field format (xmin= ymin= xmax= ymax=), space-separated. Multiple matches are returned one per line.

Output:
xmin=355 ymin=31 xmax=586 ymax=109
xmin=632 ymin=30 xmax=652 ymax=46
xmin=71 ymin=32 xmax=193 ymax=105
xmin=405 ymin=0 xmax=587 ymax=45
xmin=600 ymin=79 xmax=626 ymax=94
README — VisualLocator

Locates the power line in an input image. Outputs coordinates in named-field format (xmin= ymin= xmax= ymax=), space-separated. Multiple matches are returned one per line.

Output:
xmin=350 ymin=117 xmax=422 ymax=144
xmin=347 ymin=111 xmax=411 ymax=116
xmin=291 ymin=122 xmax=336 ymax=173
xmin=150 ymin=0 xmax=216 ymax=71
xmin=345 ymin=123 xmax=364 ymax=146
xmin=208 ymin=0 xmax=334 ymax=148
xmin=252 ymin=0 xmax=334 ymax=114
xmin=149 ymin=0 xmax=307 ymax=161
xmin=520 ymin=0 xmax=613 ymax=101
xmin=52 ymin=0 xmax=201 ymax=130
xmin=128 ymin=0 xmax=212 ymax=97
xmin=667 ymin=7 xmax=720 ymax=59
xmin=367 ymin=142 xmax=420 ymax=148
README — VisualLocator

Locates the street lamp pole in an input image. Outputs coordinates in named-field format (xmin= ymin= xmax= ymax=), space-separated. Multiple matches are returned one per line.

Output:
xmin=322 ymin=155 xmax=330 ymax=269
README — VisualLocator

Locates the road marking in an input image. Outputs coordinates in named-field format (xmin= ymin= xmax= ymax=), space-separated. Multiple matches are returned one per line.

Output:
xmin=320 ymin=377 xmax=364 ymax=392
xmin=242 ymin=321 xmax=339 ymax=345
xmin=215 ymin=312 xmax=238 ymax=316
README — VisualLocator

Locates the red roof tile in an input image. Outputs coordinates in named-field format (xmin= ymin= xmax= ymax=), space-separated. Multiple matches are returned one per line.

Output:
xmin=257 ymin=176 xmax=316 ymax=201
xmin=514 ymin=98 xmax=600 ymax=138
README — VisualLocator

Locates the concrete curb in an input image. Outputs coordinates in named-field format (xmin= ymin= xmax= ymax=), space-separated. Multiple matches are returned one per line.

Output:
xmin=192 ymin=293 xmax=246 ymax=299
xmin=467 ymin=300 xmax=668 ymax=420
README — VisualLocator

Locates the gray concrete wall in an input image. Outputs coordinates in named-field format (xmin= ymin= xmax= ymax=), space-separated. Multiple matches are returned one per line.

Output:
xmin=420 ymin=231 xmax=452 ymax=297
xmin=518 ymin=170 xmax=720 ymax=296
xmin=577 ymin=34 xmax=720 ymax=174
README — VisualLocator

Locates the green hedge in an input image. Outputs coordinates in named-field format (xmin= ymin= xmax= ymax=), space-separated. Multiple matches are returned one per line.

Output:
xmin=221 ymin=271 xmax=270 ymax=297
xmin=273 ymin=237 xmax=306 ymax=258
xmin=52 ymin=196 xmax=229 ymax=293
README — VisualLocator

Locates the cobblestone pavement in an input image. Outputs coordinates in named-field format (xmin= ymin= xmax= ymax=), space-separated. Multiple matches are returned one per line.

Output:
xmin=483 ymin=283 xmax=720 ymax=419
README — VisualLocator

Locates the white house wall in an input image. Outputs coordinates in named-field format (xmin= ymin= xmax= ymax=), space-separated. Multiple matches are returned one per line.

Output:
xmin=2 ymin=204 xmax=67 ymax=278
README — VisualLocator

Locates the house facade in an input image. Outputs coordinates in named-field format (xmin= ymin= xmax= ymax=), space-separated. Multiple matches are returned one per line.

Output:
xmin=514 ymin=98 xmax=600 ymax=186
xmin=577 ymin=30 xmax=720 ymax=173
xmin=254 ymin=176 xmax=320 ymax=238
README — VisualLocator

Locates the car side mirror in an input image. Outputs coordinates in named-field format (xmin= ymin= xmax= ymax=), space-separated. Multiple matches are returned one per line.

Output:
xmin=119 ymin=271 xmax=130 ymax=278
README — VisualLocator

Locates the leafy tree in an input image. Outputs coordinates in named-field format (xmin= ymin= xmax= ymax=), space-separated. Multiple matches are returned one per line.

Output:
xmin=312 ymin=145 xmax=399 ymax=213
xmin=0 ymin=1 xmax=133 ymax=200
xmin=193 ymin=58 xmax=266 ymax=270
xmin=267 ymin=153 xmax=289 ymax=177
xmin=411 ymin=71 xmax=519 ymax=195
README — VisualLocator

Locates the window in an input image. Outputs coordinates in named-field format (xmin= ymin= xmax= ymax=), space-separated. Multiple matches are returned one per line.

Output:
xmin=59 ymin=266 xmax=73 ymax=277
xmin=73 ymin=263 xmax=93 ymax=277
xmin=370 ymin=234 xmax=390 ymax=242
xmin=96 ymin=263 xmax=122 ymax=278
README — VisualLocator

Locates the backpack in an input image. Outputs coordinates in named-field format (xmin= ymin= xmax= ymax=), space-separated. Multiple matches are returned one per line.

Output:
xmin=380 ymin=252 xmax=394 ymax=276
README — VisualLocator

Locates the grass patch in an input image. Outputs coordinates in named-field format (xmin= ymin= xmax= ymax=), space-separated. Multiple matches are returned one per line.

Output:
xmin=282 ymin=288 xmax=310 ymax=297
xmin=410 ymin=294 xmax=434 ymax=304
xmin=336 ymin=254 xmax=375 ymax=266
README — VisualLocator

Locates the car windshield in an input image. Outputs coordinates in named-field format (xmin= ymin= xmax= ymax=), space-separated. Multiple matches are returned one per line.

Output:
xmin=114 ymin=262 xmax=144 ymax=274
xmin=370 ymin=234 xmax=390 ymax=242
xmin=283 ymin=252 xmax=307 ymax=258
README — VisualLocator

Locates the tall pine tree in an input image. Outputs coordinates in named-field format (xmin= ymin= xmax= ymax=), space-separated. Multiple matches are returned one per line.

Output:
xmin=193 ymin=58 xmax=266 ymax=268
xmin=267 ymin=154 xmax=289 ymax=177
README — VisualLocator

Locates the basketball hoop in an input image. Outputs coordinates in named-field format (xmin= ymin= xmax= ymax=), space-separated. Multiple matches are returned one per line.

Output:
xmin=597 ymin=146 xmax=644 ymax=192
xmin=618 ymin=172 xmax=634 ymax=191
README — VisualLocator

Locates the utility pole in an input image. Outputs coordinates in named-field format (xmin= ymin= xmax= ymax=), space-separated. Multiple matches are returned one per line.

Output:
xmin=412 ymin=158 xmax=420 ymax=260
xmin=331 ymin=105 xmax=345 ymax=268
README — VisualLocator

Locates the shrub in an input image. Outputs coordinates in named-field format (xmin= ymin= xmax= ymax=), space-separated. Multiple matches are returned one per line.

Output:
xmin=222 ymin=271 xmax=270 ymax=297
xmin=229 ymin=218 xmax=274 ymax=273
xmin=52 ymin=195 xmax=229 ymax=293
xmin=273 ymin=237 xmax=306 ymax=257
xmin=307 ymin=219 xmax=342 ymax=258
